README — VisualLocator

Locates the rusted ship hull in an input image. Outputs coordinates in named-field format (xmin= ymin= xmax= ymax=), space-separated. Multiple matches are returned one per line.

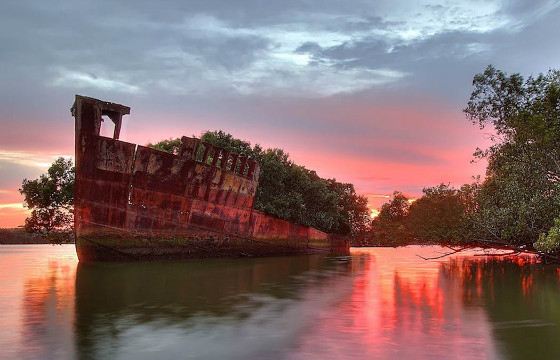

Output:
xmin=72 ymin=96 xmax=349 ymax=262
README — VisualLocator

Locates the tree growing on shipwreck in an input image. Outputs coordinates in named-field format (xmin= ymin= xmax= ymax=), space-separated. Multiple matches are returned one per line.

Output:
xmin=21 ymin=120 xmax=369 ymax=244
xmin=149 ymin=130 xmax=371 ymax=237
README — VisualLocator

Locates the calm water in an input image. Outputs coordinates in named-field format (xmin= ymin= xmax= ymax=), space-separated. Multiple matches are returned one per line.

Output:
xmin=1 ymin=245 xmax=560 ymax=359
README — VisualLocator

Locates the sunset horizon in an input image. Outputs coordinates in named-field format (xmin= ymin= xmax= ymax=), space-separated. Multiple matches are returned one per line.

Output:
xmin=7 ymin=0 xmax=558 ymax=227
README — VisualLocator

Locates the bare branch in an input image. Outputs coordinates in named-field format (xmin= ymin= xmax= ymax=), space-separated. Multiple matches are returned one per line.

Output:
xmin=416 ymin=246 xmax=469 ymax=260
xmin=473 ymin=250 xmax=521 ymax=257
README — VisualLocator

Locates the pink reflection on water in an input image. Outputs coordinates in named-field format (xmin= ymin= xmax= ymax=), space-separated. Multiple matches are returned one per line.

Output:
xmin=0 ymin=245 xmax=77 ymax=359
xmin=1 ymin=244 xmax=550 ymax=359
xmin=292 ymin=247 xmax=510 ymax=359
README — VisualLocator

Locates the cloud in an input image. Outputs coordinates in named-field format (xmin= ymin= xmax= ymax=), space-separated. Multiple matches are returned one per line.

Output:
xmin=229 ymin=64 xmax=407 ymax=96
xmin=51 ymin=70 xmax=141 ymax=94
xmin=0 ymin=151 xmax=70 ymax=170
xmin=2 ymin=2 xmax=411 ymax=98
xmin=2 ymin=0 xmax=558 ymax=102
xmin=0 ymin=151 xmax=71 ymax=199
xmin=0 ymin=203 xmax=25 ymax=210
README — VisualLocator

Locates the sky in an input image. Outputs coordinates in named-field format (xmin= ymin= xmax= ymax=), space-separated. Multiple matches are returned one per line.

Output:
xmin=1 ymin=0 xmax=560 ymax=227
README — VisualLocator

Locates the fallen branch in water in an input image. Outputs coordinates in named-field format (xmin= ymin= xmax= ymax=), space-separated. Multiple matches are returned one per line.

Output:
xmin=473 ymin=250 xmax=521 ymax=257
xmin=416 ymin=245 xmax=470 ymax=260
xmin=473 ymin=239 xmax=560 ymax=264
xmin=413 ymin=239 xmax=560 ymax=264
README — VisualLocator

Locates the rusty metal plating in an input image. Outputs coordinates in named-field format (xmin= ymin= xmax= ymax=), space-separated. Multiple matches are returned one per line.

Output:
xmin=72 ymin=95 xmax=348 ymax=261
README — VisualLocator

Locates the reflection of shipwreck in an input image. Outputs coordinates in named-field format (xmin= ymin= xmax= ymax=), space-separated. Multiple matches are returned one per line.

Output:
xmin=72 ymin=95 xmax=349 ymax=261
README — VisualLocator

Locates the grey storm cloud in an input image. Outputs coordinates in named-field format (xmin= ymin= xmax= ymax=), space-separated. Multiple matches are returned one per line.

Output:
xmin=2 ymin=0 xmax=559 ymax=102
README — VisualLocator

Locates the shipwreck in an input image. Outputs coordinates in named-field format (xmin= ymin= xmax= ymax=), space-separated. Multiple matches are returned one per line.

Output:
xmin=72 ymin=95 xmax=349 ymax=261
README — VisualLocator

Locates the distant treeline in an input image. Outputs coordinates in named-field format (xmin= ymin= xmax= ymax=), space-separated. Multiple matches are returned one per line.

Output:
xmin=0 ymin=228 xmax=53 ymax=244
xmin=362 ymin=65 xmax=560 ymax=259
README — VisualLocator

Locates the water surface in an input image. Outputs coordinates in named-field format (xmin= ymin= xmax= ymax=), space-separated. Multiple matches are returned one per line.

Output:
xmin=1 ymin=245 xmax=560 ymax=359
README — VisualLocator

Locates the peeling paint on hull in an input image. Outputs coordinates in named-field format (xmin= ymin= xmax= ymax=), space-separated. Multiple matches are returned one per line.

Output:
xmin=72 ymin=95 xmax=349 ymax=262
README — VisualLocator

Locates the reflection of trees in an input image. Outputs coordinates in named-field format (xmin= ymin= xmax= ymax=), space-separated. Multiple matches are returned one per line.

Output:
xmin=21 ymin=259 xmax=76 ymax=359
xmin=321 ymin=250 xmax=500 ymax=359
xmin=440 ymin=256 xmax=560 ymax=360
xmin=342 ymin=249 xmax=560 ymax=359
xmin=74 ymin=255 xmax=351 ymax=359
xmin=22 ymin=247 xmax=560 ymax=360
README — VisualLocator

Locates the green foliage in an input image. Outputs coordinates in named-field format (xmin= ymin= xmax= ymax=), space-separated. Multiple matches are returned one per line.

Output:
xmin=200 ymin=130 xmax=369 ymax=235
xmin=465 ymin=65 xmax=560 ymax=246
xmin=368 ymin=192 xmax=411 ymax=245
xmin=368 ymin=185 xmax=476 ymax=246
xmin=367 ymin=65 xmax=560 ymax=256
xmin=535 ymin=217 xmax=560 ymax=254
xmin=328 ymin=180 xmax=370 ymax=236
xmin=147 ymin=138 xmax=183 ymax=154
xmin=377 ymin=191 xmax=410 ymax=223
xmin=201 ymin=130 xmax=259 ymax=157
xmin=19 ymin=157 xmax=74 ymax=242
xmin=407 ymin=184 xmax=471 ymax=243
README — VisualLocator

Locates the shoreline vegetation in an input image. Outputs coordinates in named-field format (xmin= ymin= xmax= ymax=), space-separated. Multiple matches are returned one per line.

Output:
xmin=0 ymin=228 xmax=72 ymax=244
xmin=12 ymin=65 xmax=560 ymax=263
xmin=357 ymin=65 xmax=560 ymax=263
